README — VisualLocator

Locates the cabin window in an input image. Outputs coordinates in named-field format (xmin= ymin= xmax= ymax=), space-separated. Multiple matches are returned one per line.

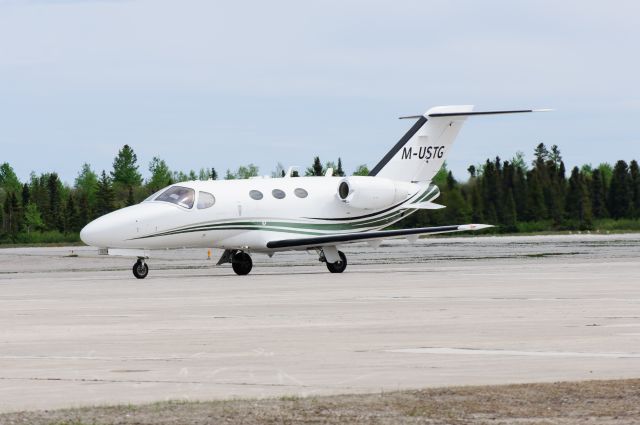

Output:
xmin=272 ymin=189 xmax=286 ymax=199
xmin=156 ymin=186 xmax=195 ymax=209
xmin=197 ymin=191 xmax=216 ymax=209
xmin=249 ymin=190 xmax=264 ymax=200
xmin=294 ymin=188 xmax=308 ymax=198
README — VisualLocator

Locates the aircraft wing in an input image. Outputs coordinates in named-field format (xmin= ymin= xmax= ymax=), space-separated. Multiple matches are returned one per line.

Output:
xmin=265 ymin=224 xmax=492 ymax=250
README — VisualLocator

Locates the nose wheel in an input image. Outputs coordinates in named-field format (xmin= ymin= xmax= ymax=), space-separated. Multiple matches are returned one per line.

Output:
xmin=133 ymin=259 xmax=149 ymax=279
xmin=326 ymin=250 xmax=347 ymax=273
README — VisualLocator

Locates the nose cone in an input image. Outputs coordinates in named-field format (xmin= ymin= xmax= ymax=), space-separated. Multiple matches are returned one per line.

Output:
xmin=80 ymin=214 xmax=117 ymax=247
xmin=80 ymin=206 xmax=140 ymax=247
xmin=80 ymin=218 xmax=108 ymax=247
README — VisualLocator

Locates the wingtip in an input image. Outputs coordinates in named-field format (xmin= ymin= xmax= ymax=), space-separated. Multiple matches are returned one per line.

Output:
xmin=457 ymin=224 xmax=494 ymax=231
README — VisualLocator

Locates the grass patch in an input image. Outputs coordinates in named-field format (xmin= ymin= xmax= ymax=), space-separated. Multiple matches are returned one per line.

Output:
xmin=2 ymin=379 xmax=639 ymax=425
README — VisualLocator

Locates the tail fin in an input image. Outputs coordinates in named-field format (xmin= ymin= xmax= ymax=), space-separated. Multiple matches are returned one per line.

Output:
xmin=369 ymin=105 xmax=473 ymax=182
xmin=369 ymin=105 xmax=545 ymax=182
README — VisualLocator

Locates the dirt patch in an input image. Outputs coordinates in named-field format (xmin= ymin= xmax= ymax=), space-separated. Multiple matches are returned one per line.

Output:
xmin=2 ymin=379 xmax=639 ymax=425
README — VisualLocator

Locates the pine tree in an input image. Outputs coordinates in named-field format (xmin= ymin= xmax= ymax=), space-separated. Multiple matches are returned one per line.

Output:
xmin=513 ymin=167 xmax=528 ymax=219
xmin=306 ymin=156 xmax=324 ymax=176
xmin=480 ymin=159 xmax=499 ymax=223
xmin=45 ymin=173 xmax=62 ymax=231
xmin=111 ymin=145 xmax=142 ymax=205
xmin=21 ymin=183 xmax=30 ymax=207
xmin=126 ymin=186 xmax=136 ymax=206
xmin=95 ymin=171 xmax=115 ymax=217
xmin=78 ymin=192 xmax=90 ymax=227
xmin=630 ymin=160 xmax=640 ymax=218
xmin=608 ymin=160 xmax=632 ymax=219
xmin=74 ymin=163 xmax=99 ymax=209
xmin=335 ymin=158 xmax=345 ymax=177
xmin=502 ymin=189 xmax=517 ymax=231
xmin=7 ymin=192 xmax=21 ymax=236
xmin=470 ymin=182 xmax=484 ymax=223
xmin=590 ymin=169 xmax=608 ymax=219
xmin=64 ymin=195 xmax=80 ymax=233
xmin=147 ymin=157 xmax=172 ymax=192
xmin=525 ymin=170 xmax=547 ymax=220
xmin=566 ymin=167 xmax=592 ymax=227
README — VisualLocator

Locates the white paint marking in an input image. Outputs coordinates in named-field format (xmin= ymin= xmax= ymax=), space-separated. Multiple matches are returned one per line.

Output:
xmin=387 ymin=347 xmax=640 ymax=359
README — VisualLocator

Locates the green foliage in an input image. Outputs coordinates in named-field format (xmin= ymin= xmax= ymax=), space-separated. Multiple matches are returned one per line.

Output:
xmin=3 ymin=144 xmax=640 ymax=245
xmin=224 ymin=164 xmax=260 ymax=180
xmin=23 ymin=202 xmax=44 ymax=233
xmin=111 ymin=145 xmax=142 ymax=188
xmin=565 ymin=166 xmax=592 ymax=228
xmin=608 ymin=160 xmax=632 ymax=219
xmin=0 ymin=162 xmax=22 ymax=198
xmin=352 ymin=164 xmax=369 ymax=176
xmin=598 ymin=163 xmax=613 ymax=186
xmin=74 ymin=163 xmax=98 ymax=207
xmin=95 ymin=170 xmax=115 ymax=218
xmin=306 ymin=156 xmax=324 ymax=176
xmin=335 ymin=158 xmax=345 ymax=177
xmin=147 ymin=157 xmax=173 ymax=192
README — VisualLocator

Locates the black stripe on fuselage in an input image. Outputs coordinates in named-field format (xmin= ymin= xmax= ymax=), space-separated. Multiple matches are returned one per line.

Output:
xmin=368 ymin=116 xmax=427 ymax=176
xmin=304 ymin=186 xmax=425 ymax=221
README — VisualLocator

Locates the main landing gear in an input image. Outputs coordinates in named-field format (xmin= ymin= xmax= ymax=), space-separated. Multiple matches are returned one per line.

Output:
xmin=231 ymin=251 xmax=253 ymax=276
xmin=216 ymin=249 xmax=253 ymax=276
xmin=132 ymin=258 xmax=149 ymax=279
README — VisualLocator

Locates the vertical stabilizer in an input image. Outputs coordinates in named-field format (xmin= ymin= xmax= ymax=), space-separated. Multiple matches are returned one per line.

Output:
xmin=369 ymin=105 xmax=474 ymax=182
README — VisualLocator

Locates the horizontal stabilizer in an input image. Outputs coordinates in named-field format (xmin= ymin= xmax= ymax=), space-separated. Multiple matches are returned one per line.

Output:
xmin=428 ymin=109 xmax=552 ymax=118
xmin=266 ymin=224 xmax=493 ymax=250
xmin=399 ymin=109 xmax=551 ymax=119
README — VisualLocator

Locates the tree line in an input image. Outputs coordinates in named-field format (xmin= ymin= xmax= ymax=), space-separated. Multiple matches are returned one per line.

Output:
xmin=0 ymin=145 xmax=362 ymax=243
xmin=400 ymin=143 xmax=640 ymax=232
xmin=1 ymin=143 xmax=639 ymax=243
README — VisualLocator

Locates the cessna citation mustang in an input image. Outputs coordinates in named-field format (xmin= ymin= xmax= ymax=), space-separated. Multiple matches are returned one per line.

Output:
xmin=81 ymin=105 xmax=547 ymax=278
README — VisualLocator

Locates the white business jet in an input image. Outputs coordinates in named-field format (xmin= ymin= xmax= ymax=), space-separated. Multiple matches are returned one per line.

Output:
xmin=81 ymin=105 xmax=546 ymax=278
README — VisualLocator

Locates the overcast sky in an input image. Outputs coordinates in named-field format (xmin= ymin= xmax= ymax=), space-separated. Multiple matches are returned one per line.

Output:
xmin=1 ymin=0 xmax=638 ymax=184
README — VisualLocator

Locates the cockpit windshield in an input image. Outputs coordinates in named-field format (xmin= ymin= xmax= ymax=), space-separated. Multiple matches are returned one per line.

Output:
xmin=155 ymin=186 xmax=195 ymax=209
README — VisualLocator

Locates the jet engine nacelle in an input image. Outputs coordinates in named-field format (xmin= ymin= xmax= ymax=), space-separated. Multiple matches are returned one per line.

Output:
xmin=336 ymin=176 xmax=416 ymax=210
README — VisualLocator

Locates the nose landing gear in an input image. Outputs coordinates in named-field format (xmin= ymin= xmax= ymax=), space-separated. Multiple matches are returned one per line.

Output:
xmin=318 ymin=247 xmax=348 ymax=273
xmin=133 ymin=258 xmax=149 ymax=279
xmin=325 ymin=250 xmax=347 ymax=273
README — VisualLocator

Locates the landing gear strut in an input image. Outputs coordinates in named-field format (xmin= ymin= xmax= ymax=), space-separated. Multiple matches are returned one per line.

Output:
xmin=231 ymin=251 xmax=253 ymax=276
xmin=324 ymin=250 xmax=347 ymax=273
xmin=132 ymin=258 xmax=149 ymax=279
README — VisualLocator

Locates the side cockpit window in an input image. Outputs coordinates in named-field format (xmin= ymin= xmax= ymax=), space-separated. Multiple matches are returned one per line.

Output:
xmin=156 ymin=186 xmax=195 ymax=209
xmin=197 ymin=191 xmax=216 ymax=209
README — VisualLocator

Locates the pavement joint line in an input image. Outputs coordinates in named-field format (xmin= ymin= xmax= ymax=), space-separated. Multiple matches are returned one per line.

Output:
xmin=0 ymin=376 xmax=314 ymax=387
xmin=386 ymin=347 xmax=640 ymax=358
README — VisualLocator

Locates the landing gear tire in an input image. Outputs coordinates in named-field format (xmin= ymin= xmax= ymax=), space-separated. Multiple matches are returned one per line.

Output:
xmin=326 ymin=251 xmax=347 ymax=273
xmin=132 ymin=260 xmax=149 ymax=279
xmin=232 ymin=251 xmax=253 ymax=276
